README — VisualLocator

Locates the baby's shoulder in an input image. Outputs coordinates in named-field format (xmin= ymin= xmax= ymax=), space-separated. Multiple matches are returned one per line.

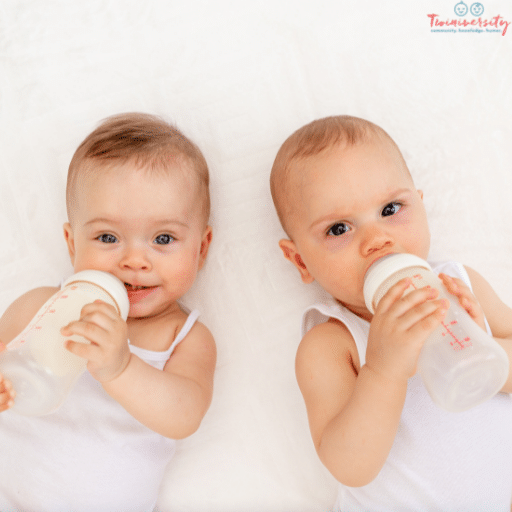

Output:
xmin=297 ymin=317 xmax=360 ymax=374
xmin=0 ymin=286 xmax=59 ymax=343
xmin=170 ymin=306 xmax=195 ymax=339
xmin=129 ymin=304 xmax=206 ymax=352
xmin=171 ymin=309 xmax=214 ymax=348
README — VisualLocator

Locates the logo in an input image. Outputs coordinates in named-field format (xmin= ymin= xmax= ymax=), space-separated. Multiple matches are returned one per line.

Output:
xmin=470 ymin=2 xmax=484 ymax=16
xmin=428 ymin=2 xmax=510 ymax=35
xmin=454 ymin=1 xmax=468 ymax=16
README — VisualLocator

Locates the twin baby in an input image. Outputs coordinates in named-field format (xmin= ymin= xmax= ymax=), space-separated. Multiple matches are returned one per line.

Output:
xmin=0 ymin=113 xmax=511 ymax=511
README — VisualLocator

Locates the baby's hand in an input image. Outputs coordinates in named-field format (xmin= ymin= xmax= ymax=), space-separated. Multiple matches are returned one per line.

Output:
xmin=60 ymin=300 xmax=130 ymax=383
xmin=0 ymin=373 xmax=15 ymax=412
xmin=0 ymin=344 xmax=15 ymax=412
xmin=439 ymin=273 xmax=486 ymax=331
xmin=366 ymin=278 xmax=449 ymax=383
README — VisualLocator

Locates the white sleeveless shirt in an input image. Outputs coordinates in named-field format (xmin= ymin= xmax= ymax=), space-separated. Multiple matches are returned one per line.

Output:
xmin=303 ymin=261 xmax=512 ymax=511
xmin=0 ymin=308 xmax=200 ymax=512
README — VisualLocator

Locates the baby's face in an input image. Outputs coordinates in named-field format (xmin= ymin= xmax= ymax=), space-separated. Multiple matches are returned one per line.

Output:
xmin=281 ymin=139 xmax=430 ymax=319
xmin=64 ymin=163 xmax=211 ymax=319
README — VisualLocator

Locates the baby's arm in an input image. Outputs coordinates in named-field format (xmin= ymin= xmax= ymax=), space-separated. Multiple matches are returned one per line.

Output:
xmin=103 ymin=323 xmax=216 ymax=439
xmin=0 ymin=342 xmax=15 ymax=411
xmin=101 ymin=321 xmax=216 ymax=439
xmin=0 ymin=287 xmax=59 ymax=412
xmin=453 ymin=266 xmax=512 ymax=393
xmin=296 ymin=279 xmax=448 ymax=487
xmin=62 ymin=303 xmax=216 ymax=439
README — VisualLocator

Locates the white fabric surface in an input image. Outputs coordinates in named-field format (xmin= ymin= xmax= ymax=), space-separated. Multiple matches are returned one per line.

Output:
xmin=303 ymin=261 xmax=512 ymax=511
xmin=0 ymin=309 xmax=199 ymax=512
xmin=1 ymin=1 xmax=511 ymax=511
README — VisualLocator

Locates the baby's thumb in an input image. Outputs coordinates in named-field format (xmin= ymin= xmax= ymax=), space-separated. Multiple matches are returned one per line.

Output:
xmin=0 ymin=341 xmax=6 ymax=352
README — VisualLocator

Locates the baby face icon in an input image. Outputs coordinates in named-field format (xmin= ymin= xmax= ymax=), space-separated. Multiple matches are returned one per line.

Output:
xmin=470 ymin=2 xmax=484 ymax=16
xmin=454 ymin=1 xmax=468 ymax=16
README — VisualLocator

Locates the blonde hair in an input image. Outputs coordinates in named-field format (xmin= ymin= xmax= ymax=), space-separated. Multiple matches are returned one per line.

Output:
xmin=66 ymin=112 xmax=210 ymax=224
xmin=270 ymin=115 xmax=406 ymax=236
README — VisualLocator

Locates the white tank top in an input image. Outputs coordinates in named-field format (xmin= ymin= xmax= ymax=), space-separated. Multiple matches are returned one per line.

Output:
xmin=0 ymin=308 xmax=200 ymax=512
xmin=303 ymin=261 xmax=512 ymax=511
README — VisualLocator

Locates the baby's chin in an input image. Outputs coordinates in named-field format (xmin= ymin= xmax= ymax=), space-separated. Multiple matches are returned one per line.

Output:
xmin=335 ymin=298 xmax=372 ymax=321
xmin=127 ymin=300 xmax=180 ymax=321
xmin=126 ymin=303 xmax=155 ymax=320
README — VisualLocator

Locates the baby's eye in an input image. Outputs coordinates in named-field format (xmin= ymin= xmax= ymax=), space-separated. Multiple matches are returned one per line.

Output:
xmin=97 ymin=234 xmax=118 ymax=244
xmin=327 ymin=222 xmax=350 ymax=237
xmin=154 ymin=234 xmax=174 ymax=245
xmin=381 ymin=202 xmax=402 ymax=217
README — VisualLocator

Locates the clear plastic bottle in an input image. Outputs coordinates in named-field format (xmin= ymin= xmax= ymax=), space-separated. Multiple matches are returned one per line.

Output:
xmin=0 ymin=270 xmax=129 ymax=416
xmin=363 ymin=254 xmax=509 ymax=412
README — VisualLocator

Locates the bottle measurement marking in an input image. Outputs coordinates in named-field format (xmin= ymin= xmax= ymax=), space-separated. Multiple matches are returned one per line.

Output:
xmin=410 ymin=274 xmax=472 ymax=351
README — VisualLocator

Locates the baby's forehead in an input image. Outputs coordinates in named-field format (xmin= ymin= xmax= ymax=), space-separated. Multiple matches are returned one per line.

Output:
xmin=282 ymin=137 xmax=410 ymax=220
xmin=81 ymin=157 xmax=198 ymax=188
xmin=291 ymin=136 xmax=406 ymax=186
xmin=68 ymin=159 xmax=202 ymax=217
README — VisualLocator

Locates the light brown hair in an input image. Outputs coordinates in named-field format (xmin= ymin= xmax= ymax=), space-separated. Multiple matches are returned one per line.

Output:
xmin=66 ymin=112 xmax=210 ymax=225
xmin=270 ymin=115 xmax=406 ymax=236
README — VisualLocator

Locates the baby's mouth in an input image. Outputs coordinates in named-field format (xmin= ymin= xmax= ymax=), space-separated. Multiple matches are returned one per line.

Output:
xmin=124 ymin=282 xmax=157 ymax=304
xmin=124 ymin=283 xmax=150 ymax=291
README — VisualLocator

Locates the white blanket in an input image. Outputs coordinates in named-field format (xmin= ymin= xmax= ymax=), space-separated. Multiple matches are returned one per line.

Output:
xmin=1 ymin=1 xmax=511 ymax=510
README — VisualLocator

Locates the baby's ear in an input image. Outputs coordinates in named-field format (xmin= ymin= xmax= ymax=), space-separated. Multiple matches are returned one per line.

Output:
xmin=198 ymin=225 xmax=213 ymax=270
xmin=63 ymin=223 xmax=76 ymax=264
xmin=278 ymin=239 xmax=314 ymax=284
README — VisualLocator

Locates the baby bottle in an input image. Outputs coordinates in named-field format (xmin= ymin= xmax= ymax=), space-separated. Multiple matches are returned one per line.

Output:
xmin=0 ymin=270 xmax=129 ymax=416
xmin=363 ymin=254 xmax=509 ymax=412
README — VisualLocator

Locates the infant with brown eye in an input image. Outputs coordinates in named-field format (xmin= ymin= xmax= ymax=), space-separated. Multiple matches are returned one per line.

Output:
xmin=270 ymin=114 xmax=512 ymax=511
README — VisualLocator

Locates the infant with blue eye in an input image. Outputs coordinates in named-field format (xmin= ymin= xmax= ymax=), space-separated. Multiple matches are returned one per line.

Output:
xmin=270 ymin=115 xmax=512 ymax=510
xmin=0 ymin=113 xmax=216 ymax=512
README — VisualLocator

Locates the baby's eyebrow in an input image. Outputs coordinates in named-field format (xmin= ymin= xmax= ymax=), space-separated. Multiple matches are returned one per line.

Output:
xmin=84 ymin=217 xmax=190 ymax=229
xmin=153 ymin=219 xmax=190 ymax=230
xmin=84 ymin=217 xmax=117 ymax=227
xmin=308 ymin=213 xmax=349 ymax=231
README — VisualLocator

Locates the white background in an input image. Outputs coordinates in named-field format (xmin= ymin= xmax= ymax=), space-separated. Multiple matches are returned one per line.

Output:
xmin=1 ymin=1 xmax=511 ymax=510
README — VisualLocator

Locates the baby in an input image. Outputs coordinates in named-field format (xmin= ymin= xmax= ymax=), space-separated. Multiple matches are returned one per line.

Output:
xmin=0 ymin=113 xmax=216 ymax=512
xmin=270 ymin=115 xmax=512 ymax=510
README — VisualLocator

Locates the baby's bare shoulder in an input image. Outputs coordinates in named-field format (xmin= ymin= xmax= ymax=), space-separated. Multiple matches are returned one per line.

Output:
xmin=0 ymin=286 xmax=59 ymax=343
xmin=297 ymin=318 xmax=359 ymax=372
xmin=129 ymin=305 xmax=212 ymax=352
xmin=296 ymin=318 xmax=361 ymax=446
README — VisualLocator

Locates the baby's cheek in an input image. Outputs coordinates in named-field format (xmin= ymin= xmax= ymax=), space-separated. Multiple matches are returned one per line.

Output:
xmin=325 ymin=233 xmax=353 ymax=253
xmin=177 ymin=253 xmax=201 ymax=285
xmin=388 ymin=208 xmax=413 ymax=226
xmin=392 ymin=210 xmax=429 ymax=245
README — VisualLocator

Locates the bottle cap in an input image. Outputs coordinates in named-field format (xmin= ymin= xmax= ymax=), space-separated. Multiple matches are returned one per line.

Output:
xmin=363 ymin=254 xmax=432 ymax=314
xmin=62 ymin=270 xmax=130 ymax=320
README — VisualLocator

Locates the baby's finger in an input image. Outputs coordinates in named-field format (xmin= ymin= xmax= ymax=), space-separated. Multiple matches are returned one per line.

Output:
xmin=62 ymin=302 xmax=121 ymax=337
xmin=0 ymin=394 xmax=13 ymax=411
xmin=65 ymin=338 xmax=96 ymax=359
xmin=0 ymin=381 xmax=15 ymax=411
xmin=408 ymin=302 xmax=449 ymax=339
xmin=80 ymin=300 xmax=120 ymax=322
xmin=439 ymin=273 xmax=457 ymax=293
xmin=439 ymin=274 xmax=473 ymax=301
xmin=375 ymin=278 xmax=414 ymax=313
xmin=61 ymin=314 xmax=111 ymax=341
xmin=0 ymin=374 xmax=11 ymax=391
xmin=398 ymin=298 xmax=449 ymax=332
xmin=386 ymin=285 xmax=440 ymax=320
xmin=439 ymin=273 xmax=483 ymax=317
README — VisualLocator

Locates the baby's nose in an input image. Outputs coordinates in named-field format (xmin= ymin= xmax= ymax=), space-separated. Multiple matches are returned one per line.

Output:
xmin=361 ymin=226 xmax=394 ymax=255
xmin=120 ymin=246 xmax=151 ymax=270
